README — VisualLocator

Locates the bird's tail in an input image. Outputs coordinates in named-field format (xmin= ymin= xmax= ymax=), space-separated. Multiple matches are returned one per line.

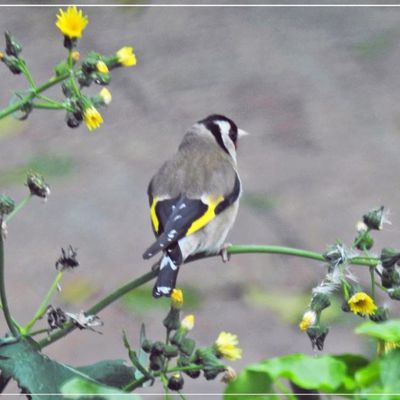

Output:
xmin=153 ymin=254 xmax=180 ymax=298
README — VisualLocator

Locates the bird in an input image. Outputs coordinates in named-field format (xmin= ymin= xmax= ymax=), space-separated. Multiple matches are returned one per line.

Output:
xmin=143 ymin=114 xmax=247 ymax=298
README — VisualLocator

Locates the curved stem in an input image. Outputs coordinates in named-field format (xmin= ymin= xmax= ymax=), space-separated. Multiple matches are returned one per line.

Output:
xmin=4 ymin=194 xmax=32 ymax=224
xmin=38 ymin=268 xmax=159 ymax=349
xmin=0 ymin=225 xmax=19 ymax=336
xmin=21 ymin=271 xmax=63 ymax=335
xmin=38 ymin=244 xmax=379 ymax=349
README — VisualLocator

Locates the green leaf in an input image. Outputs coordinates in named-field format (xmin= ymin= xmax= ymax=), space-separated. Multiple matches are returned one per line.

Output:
xmin=0 ymin=338 xmax=135 ymax=397
xmin=355 ymin=359 xmax=380 ymax=388
xmin=356 ymin=319 xmax=400 ymax=342
xmin=380 ymin=350 xmax=400 ymax=393
xmin=224 ymin=369 xmax=276 ymax=399
xmin=62 ymin=377 xmax=141 ymax=400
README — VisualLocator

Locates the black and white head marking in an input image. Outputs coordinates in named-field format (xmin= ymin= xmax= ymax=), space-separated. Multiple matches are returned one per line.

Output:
xmin=198 ymin=114 xmax=241 ymax=162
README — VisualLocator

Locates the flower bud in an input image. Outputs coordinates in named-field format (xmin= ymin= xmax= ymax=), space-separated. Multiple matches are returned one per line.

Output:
xmin=179 ymin=338 xmax=196 ymax=357
xmin=27 ymin=172 xmax=50 ymax=199
xmin=163 ymin=308 xmax=180 ymax=332
xmin=195 ymin=348 xmax=226 ymax=380
xmin=163 ymin=344 xmax=179 ymax=358
xmin=323 ymin=243 xmax=347 ymax=267
xmin=0 ymin=195 xmax=15 ymax=217
xmin=71 ymin=50 xmax=80 ymax=62
xmin=4 ymin=32 xmax=22 ymax=57
xmin=354 ymin=231 xmax=374 ymax=251
xmin=171 ymin=289 xmax=183 ymax=309
xmin=369 ymin=306 xmax=388 ymax=323
xmin=306 ymin=325 xmax=329 ymax=351
xmin=221 ymin=366 xmax=237 ymax=384
xmin=149 ymin=354 xmax=164 ymax=372
xmin=177 ymin=357 xmax=201 ymax=379
xmin=65 ymin=112 xmax=82 ymax=128
xmin=381 ymin=269 xmax=400 ymax=289
xmin=141 ymin=339 xmax=152 ymax=353
xmin=310 ymin=293 xmax=331 ymax=313
xmin=1 ymin=54 xmax=22 ymax=74
xmin=380 ymin=248 xmax=400 ymax=270
xmin=167 ymin=373 xmax=184 ymax=391
xmin=363 ymin=206 xmax=390 ymax=231
xmin=387 ymin=287 xmax=400 ymax=301
xmin=299 ymin=310 xmax=317 ymax=332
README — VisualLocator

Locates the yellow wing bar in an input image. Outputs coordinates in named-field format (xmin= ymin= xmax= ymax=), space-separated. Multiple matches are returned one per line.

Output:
xmin=150 ymin=197 xmax=160 ymax=234
xmin=186 ymin=195 xmax=224 ymax=236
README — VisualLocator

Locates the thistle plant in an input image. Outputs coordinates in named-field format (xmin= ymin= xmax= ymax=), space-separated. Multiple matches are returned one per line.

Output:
xmin=2 ymin=7 xmax=400 ymax=400
xmin=0 ymin=6 xmax=136 ymax=131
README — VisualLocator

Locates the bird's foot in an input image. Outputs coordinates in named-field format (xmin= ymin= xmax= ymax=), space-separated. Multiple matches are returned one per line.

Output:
xmin=220 ymin=242 xmax=232 ymax=263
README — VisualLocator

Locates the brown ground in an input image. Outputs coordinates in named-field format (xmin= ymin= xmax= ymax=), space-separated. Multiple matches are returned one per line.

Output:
xmin=1 ymin=4 xmax=400 ymax=397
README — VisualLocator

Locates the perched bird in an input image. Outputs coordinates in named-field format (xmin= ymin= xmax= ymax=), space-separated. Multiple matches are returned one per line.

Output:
xmin=143 ymin=114 xmax=247 ymax=298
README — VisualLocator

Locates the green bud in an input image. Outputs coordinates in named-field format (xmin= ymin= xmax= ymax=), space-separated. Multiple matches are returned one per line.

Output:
xmin=26 ymin=172 xmax=50 ymax=199
xmin=177 ymin=356 xmax=201 ymax=379
xmin=150 ymin=341 xmax=165 ymax=356
xmin=65 ymin=112 xmax=82 ymax=129
xmin=163 ymin=344 xmax=179 ymax=358
xmin=363 ymin=206 xmax=387 ymax=231
xmin=310 ymin=293 xmax=331 ymax=313
xmin=387 ymin=287 xmax=400 ymax=301
xmin=381 ymin=269 xmax=400 ymax=289
xmin=5 ymin=32 xmax=22 ymax=57
xmin=369 ymin=307 xmax=388 ymax=323
xmin=54 ymin=62 xmax=69 ymax=77
xmin=380 ymin=247 xmax=400 ymax=270
xmin=149 ymin=354 xmax=164 ymax=372
xmin=355 ymin=231 xmax=374 ymax=251
xmin=76 ymin=70 xmax=93 ymax=87
xmin=195 ymin=348 xmax=226 ymax=380
xmin=0 ymin=195 xmax=15 ymax=217
xmin=167 ymin=373 xmax=184 ymax=391
xmin=179 ymin=338 xmax=196 ymax=357
xmin=63 ymin=36 xmax=77 ymax=50
xmin=1 ymin=54 xmax=21 ymax=74
xmin=141 ymin=339 xmax=152 ymax=353
xmin=163 ymin=308 xmax=181 ymax=332
xmin=92 ymin=72 xmax=111 ymax=86
xmin=306 ymin=325 xmax=329 ymax=351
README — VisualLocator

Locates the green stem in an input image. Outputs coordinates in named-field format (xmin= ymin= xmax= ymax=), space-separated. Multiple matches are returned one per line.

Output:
xmin=38 ymin=268 xmax=159 ymax=349
xmin=4 ymin=194 xmax=32 ymax=224
xmin=29 ymin=328 xmax=51 ymax=337
xmin=38 ymin=245 xmax=379 ymax=350
xmin=0 ymin=226 xmax=19 ymax=336
xmin=0 ymin=302 xmax=22 ymax=330
xmin=21 ymin=271 xmax=63 ymax=335
xmin=19 ymin=60 xmax=36 ymax=88
xmin=32 ymin=102 xmax=70 ymax=111
xmin=0 ymin=73 xmax=69 ymax=120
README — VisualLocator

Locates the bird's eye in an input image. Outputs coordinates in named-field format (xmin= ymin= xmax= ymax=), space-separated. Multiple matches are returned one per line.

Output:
xmin=229 ymin=129 xmax=238 ymax=145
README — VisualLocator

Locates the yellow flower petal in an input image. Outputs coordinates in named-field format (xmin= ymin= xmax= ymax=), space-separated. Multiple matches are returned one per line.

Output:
xmin=83 ymin=106 xmax=103 ymax=131
xmin=299 ymin=310 xmax=317 ymax=332
xmin=171 ymin=288 xmax=183 ymax=309
xmin=56 ymin=6 xmax=88 ymax=39
xmin=215 ymin=331 xmax=242 ymax=361
xmin=181 ymin=315 xmax=195 ymax=331
xmin=99 ymin=88 xmax=112 ymax=105
xmin=348 ymin=292 xmax=377 ymax=316
xmin=96 ymin=61 xmax=109 ymax=74
xmin=116 ymin=46 xmax=137 ymax=67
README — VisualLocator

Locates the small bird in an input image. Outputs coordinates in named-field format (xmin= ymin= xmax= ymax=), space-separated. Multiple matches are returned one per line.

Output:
xmin=143 ymin=114 xmax=247 ymax=298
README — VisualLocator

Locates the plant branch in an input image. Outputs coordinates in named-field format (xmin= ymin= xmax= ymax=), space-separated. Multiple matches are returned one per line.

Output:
xmin=21 ymin=271 xmax=63 ymax=335
xmin=4 ymin=194 xmax=32 ymax=224
xmin=0 ymin=225 xmax=19 ymax=336
xmin=38 ymin=244 xmax=379 ymax=349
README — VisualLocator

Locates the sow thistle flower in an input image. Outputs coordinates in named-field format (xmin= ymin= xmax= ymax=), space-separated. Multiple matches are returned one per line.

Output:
xmin=99 ymin=88 xmax=112 ymax=105
xmin=83 ymin=105 xmax=103 ymax=131
xmin=96 ymin=60 xmax=109 ymax=74
xmin=214 ymin=331 xmax=242 ymax=361
xmin=299 ymin=310 xmax=317 ymax=332
xmin=348 ymin=292 xmax=377 ymax=316
xmin=56 ymin=6 xmax=88 ymax=39
xmin=116 ymin=46 xmax=137 ymax=67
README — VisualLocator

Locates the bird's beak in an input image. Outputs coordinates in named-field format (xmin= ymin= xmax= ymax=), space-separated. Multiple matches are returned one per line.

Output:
xmin=238 ymin=128 xmax=249 ymax=138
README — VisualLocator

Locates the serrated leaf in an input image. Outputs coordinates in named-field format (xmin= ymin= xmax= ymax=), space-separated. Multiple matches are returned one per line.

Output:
xmin=224 ymin=369 xmax=275 ymax=399
xmin=0 ymin=338 xmax=135 ymax=397
xmin=356 ymin=320 xmax=400 ymax=342
xmin=247 ymin=354 xmax=347 ymax=392
xmin=62 ymin=377 xmax=141 ymax=400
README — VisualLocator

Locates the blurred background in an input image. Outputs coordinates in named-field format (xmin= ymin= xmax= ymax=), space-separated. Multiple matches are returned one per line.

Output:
xmin=1 ymin=4 xmax=400 ymax=395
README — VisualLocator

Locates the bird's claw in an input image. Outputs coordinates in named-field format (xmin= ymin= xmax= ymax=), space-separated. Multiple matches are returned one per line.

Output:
xmin=221 ymin=243 xmax=232 ymax=263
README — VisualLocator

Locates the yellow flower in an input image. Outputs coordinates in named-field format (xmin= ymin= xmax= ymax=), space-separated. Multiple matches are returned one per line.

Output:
xmin=171 ymin=288 xmax=183 ymax=309
xmin=99 ymin=88 xmax=112 ymax=105
xmin=116 ymin=47 xmax=137 ymax=67
xmin=215 ymin=331 xmax=242 ymax=361
xmin=299 ymin=310 xmax=317 ymax=332
xmin=83 ymin=106 xmax=103 ymax=131
xmin=377 ymin=340 xmax=400 ymax=355
xmin=96 ymin=61 xmax=109 ymax=74
xmin=348 ymin=292 xmax=377 ymax=316
xmin=181 ymin=315 xmax=195 ymax=331
xmin=56 ymin=6 xmax=88 ymax=39
xmin=71 ymin=50 xmax=80 ymax=62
